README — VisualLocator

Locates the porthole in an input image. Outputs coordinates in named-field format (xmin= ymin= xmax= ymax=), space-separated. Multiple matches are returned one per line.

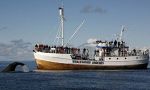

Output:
xmin=117 ymin=58 xmax=118 ymax=60
xmin=109 ymin=58 xmax=111 ymax=60
xmin=136 ymin=57 xmax=138 ymax=59
xmin=125 ymin=58 xmax=127 ymax=59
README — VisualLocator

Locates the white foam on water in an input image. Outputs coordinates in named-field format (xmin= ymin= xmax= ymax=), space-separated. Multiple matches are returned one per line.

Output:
xmin=21 ymin=65 xmax=30 ymax=72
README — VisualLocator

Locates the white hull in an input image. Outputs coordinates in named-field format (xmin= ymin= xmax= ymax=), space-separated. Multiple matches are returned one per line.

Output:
xmin=34 ymin=52 xmax=149 ymax=70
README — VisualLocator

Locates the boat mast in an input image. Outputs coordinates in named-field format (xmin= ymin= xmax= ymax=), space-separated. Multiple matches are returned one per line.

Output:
xmin=59 ymin=5 xmax=64 ymax=46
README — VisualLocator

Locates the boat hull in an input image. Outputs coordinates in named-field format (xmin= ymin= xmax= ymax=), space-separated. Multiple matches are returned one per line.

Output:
xmin=35 ymin=59 xmax=148 ymax=70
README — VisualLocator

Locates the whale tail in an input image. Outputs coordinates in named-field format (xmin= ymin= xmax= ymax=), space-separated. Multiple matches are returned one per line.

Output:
xmin=1 ymin=62 xmax=29 ymax=72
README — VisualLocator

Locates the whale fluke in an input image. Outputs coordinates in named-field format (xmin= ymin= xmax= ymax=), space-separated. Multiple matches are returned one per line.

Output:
xmin=1 ymin=62 xmax=29 ymax=72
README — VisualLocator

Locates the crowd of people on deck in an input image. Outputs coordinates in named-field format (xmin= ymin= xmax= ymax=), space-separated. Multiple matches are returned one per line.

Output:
xmin=34 ymin=44 xmax=83 ymax=55
xmin=96 ymin=40 xmax=126 ymax=48
xmin=34 ymin=44 xmax=91 ymax=59
xmin=95 ymin=40 xmax=150 ymax=57
xmin=95 ymin=40 xmax=129 ymax=57
xmin=34 ymin=40 xmax=149 ymax=58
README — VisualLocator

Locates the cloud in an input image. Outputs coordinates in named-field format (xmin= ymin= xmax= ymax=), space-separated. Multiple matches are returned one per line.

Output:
xmin=80 ymin=5 xmax=106 ymax=14
xmin=87 ymin=38 xmax=97 ymax=43
xmin=78 ymin=38 xmax=97 ymax=48
xmin=0 ymin=39 xmax=33 ymax=61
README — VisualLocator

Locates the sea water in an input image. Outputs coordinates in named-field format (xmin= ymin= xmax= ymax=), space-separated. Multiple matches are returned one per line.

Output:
xmin=0 ymin=61 xmax=150 ymax=90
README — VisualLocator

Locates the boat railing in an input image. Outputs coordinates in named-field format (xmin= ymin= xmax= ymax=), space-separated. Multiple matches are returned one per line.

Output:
xmin=96 ymin=49 xmax=149 ymax=57
xmin=34 ymin=44 xmax=149 ymax=58
xmin=128 ymin=49 xmax=149 ymax=56
xmin=34 ymin=44 xmax=81 ymax=54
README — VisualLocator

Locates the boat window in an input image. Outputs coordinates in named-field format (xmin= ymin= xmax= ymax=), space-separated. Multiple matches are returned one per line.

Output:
xmin=117 ymin=58 xmax=118 ymax=60
xmin=109 ymin=58 xmax=111 ymax=60
xmin=125 ymin=58 xmax=127 ymax=59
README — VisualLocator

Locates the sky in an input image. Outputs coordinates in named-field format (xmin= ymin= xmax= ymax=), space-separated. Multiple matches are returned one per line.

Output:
xmin=0 ymin=0 xmax=150 ymax=61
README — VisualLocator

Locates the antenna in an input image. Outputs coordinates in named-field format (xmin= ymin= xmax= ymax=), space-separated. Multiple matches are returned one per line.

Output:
xmin=119 ymin=25 xmax=126 ymax=42
xmin=65 ymin=20 xmax=85 ymax=46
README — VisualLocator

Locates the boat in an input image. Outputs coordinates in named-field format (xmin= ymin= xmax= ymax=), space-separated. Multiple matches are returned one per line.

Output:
xmin=33 ymin=5 xmax=149 ymax=70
